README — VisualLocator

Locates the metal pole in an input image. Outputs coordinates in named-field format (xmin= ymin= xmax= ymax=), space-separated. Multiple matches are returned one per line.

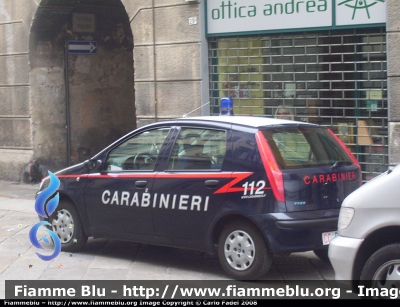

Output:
xmin=152 ymin=0 xmax=158 ymax=122
xmin=64 ymin=41 xmax=71 ymax=166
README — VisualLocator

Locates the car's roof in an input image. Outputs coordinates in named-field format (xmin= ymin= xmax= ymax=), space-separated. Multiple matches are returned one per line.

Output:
xmin=176 ymin=115 xmax=318 ymax=128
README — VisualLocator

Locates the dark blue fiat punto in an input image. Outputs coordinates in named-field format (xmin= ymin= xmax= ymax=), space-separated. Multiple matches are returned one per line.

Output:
xmin=37 ymin=115 xmax=361 ymax=280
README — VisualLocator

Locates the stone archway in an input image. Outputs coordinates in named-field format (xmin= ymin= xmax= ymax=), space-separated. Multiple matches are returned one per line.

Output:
xmin=29 ymin=0 xmax=135 ymax=178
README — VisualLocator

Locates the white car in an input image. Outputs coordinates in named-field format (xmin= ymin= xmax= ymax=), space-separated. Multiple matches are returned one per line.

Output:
xmin=329 ymin=164 xmax=400 ymax=292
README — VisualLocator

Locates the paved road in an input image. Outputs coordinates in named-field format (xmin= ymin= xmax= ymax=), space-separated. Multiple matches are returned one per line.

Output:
xmin=0 ymin=180 xmax=335 ymax=299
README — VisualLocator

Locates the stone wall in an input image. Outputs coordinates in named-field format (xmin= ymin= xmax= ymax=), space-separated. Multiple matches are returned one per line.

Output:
xmin=387 ymin=0 xmax=400 ymax=165
xmin=0 ymin=0 xmax=204 ymax=182
xmin=0 ymin=0 xmax=36 ymax=181
xmin=126 ymin=0 xmax=203 ymax=127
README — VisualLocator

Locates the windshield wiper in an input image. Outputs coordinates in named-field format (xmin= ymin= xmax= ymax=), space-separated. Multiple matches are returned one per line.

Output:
xmin=331 ymin=160 xmax=351 ymax=169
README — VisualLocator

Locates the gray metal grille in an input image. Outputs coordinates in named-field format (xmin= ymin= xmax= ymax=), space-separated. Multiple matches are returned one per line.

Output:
xmin=208 ymin=28 xmax=388 ymax=182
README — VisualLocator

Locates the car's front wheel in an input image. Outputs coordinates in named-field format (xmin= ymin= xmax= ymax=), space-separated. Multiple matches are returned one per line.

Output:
xmin=217 ymin=220 xmax=272 ymax=280
xmin=360 ymin=243 xmax=400 ymax=293
xmin=49 ymin=200 xmax=88 ymax=252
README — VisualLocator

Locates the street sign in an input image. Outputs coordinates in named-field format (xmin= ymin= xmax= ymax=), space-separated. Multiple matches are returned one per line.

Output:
xmin=73 ymin=13 xmax=95 ymax=33
xmin=68 ymin=41 xmax=97 ymax=54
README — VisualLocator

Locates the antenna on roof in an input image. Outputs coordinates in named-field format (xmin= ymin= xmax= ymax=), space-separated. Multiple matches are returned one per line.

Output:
xmin=182 ymin=101 xmax=210 ymax=118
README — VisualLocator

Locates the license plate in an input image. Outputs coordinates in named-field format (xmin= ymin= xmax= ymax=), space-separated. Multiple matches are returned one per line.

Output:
xmin=322 ymin=231 xmax=338 ymax=245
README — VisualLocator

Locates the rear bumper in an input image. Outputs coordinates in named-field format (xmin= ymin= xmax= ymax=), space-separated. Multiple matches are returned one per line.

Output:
xmin=251 ymin=210 xmax=339 ymax=254
xmin=276 ymin=217 xmax=337 ymax=229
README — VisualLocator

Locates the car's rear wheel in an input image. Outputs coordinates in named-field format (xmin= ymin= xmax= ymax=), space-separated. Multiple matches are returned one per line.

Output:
xmin=360 ymin=243 xmax=400 ymax=294
xmin=218 ymin=220 xmax=272 ymax=280
xmin=49 ymin=200 xmax=88 ymax=252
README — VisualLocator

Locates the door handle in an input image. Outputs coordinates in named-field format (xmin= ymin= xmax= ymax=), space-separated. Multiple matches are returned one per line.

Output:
xmin=135 ymin=180 xmax=147 ymax=188
xmin=205 ymin=180 xmax=219 ymax=188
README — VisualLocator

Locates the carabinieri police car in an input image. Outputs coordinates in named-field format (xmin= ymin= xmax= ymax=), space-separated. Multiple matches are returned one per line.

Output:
xmin=36 ymin=115 xmax=361 ymax=280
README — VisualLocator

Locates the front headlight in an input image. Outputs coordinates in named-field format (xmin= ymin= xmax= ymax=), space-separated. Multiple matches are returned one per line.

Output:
xmin=337 ymin=207 xmax=355 ymax=230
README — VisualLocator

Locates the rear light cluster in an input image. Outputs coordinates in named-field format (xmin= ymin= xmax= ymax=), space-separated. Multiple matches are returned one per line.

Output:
xmin=255 ymin=131 xmax=285 ymax=202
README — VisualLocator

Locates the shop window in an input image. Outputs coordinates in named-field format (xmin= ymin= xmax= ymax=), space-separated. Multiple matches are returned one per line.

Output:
xmin=209 ymin=28 xmax=388 ymax=182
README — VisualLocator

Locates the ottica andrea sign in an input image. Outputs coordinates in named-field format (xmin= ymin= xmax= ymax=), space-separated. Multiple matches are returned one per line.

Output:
xmin=206 ymin=0 xmax=387 ymax=36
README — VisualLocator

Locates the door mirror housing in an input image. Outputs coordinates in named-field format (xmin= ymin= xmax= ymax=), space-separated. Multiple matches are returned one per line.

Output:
xmin=84 ymin=159 xmax=102 ymax=171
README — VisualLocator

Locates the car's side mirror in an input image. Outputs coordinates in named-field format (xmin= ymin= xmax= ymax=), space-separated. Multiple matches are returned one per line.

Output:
xmin=84 ymin=159 xmax=102 ymax=171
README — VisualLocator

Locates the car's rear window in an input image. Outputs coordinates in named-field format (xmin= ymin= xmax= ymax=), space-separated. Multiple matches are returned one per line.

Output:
xmin=261 ymin=127 xmax=353 ymax=169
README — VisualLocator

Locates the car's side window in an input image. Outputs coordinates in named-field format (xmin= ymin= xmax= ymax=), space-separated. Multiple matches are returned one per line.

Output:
xmin=168 ymin=128 xmax=227 ymax=170
xmin=105 ymin=127 xmax=171 ymax=171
